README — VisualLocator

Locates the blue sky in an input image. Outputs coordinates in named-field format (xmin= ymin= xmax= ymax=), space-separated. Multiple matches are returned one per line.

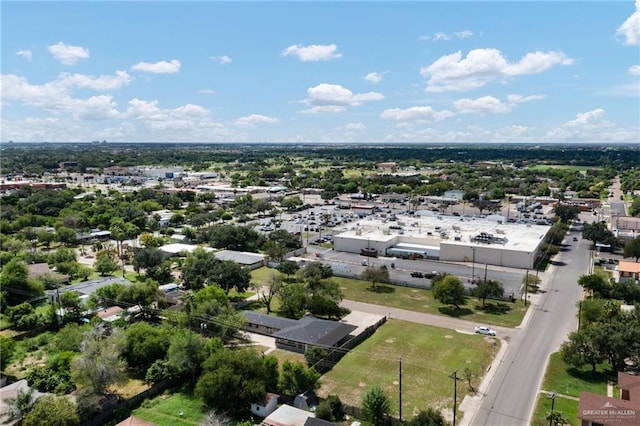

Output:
xmin=1 ymin=1 xmax=639 ymax=143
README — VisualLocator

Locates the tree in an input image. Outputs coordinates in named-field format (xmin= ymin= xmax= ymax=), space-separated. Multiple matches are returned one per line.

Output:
xmin=472 ymin=280 xmax=504 ymax=307
xmin=55 ymin=226 xmax=78 ymax=246
xmin=623 ymin=236 xmax=640 ymax=262
xmin=361 ymin=385 xmax=392 ymax=426
xmin=361 ymin=266 xmax=390 ymax=289
xmin=0 ymin=336 xmax=16 ymax=371
xmin=181 ymin=247 xmax=217 ymax=290
xmin=23 ymin=395 xmax=79 ymax=426
xmin=94 ymin=249 xmax=119 ymax=276
xmin=553 ymin=204 xmax=580 ymax=223
xmin=432 ymin=275 xmax=466 ymax=309
xmin=561 ymin=329 xmax=604 ymax=372
xmin=123 ymin=322 xmax=170 ymax=373
xmin=578 ymin=274 xmax=610 ymax=298
xmin=582 ymin=222 xmax=616 ymax=248
xmin=305 ymin=346 xmax=328 ymax=368
xmin=279 ymin=283 xmax=308 ymax=319
xmin=132 ymin=247 xmax=164 ymax=275
xmin=196 ymin=348 xmax=269 ymax=416
xmin=211 ymin=260 xmax=251 ymax=294
xmin=278 ymin=360 xmax=321 ymax=397
xmin=71 ymin=324 xmax=126 ymax=395
xmin=408 ymin=408 xmax=448 ymax=426
xmin=277 ymin=261 xmax=300 ymax=280
xmin=315 ymin=395 xmax=344 ymax=422
xmin=256 ymin=273 xmax=282 ymax=314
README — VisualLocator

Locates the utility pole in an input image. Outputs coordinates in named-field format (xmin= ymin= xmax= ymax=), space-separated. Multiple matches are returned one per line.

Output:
xmin=398 ymin=357 xmax=402 ymax=422
xmin=449 ymin=370 xmax=463 ymax=426
xmin=471 ymin=247 xmax=476 ymax=284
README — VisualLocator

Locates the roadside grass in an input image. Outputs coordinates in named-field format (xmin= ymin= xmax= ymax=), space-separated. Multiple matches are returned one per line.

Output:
xmin=530 ymin=352 xmax=613 ymax=426
xmin=249 ymin=267 xmax=527 ymax=327
xmin=318 ymin=319 xmax=498 ymax=419
xmin=132 ymin=391 xmax=206 ymax=426
xmin=539 ymin=352 xmax=612 ymax=398
xmin=531 ymin=393 xmax=579 ymax=426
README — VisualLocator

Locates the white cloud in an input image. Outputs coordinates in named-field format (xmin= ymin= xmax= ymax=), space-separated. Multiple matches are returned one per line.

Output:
xmin=211 ymin=55 xmax=232 ymax=64
xmin=381 ymin=106 xmax=454 ymax=122
xmin=420 ymin=30 xmax=473 ymax=41
xmin=420 ymin=48 xmax=573 ymax=92
xmin=363 ymin=72 xmax=386 ymax=84
xmin=199 ymin=89 xmax=216 ymax=94
xmin=57 ymin=71 xmax=132 ymax=91
xmin=616 ymin=0 xmax=640 ymax=46
xmin=543 ymin=108 xmax=638 ymax=142
xmin=16 ymin=49 xmax=32 ymax=61
xmin=48 ymin=42 xmax=90 ymax=65
xmin=74 ymin=95 xmax=119 ymax=120
xmin=453 ymin=96 xmax=510 ymax=114
xmin=345 ymin=122 xmax=366 ymax=131
xmin=281 ymin=44 xmax=342 ymax=62
xmin=1 ymin=73 xmax=73 ymax=111
xmin=629 ymin=65 xmax=640 ymax=75
xmin=131 ymin=59 xmax=181 ymax=74
xmin=506 ymin=94 xmax=545 ymax=104
xmin=300 ymin=83 xmax=383 ymax=113
xmin=235 ymin=114 xmax=279 ymax=127
xmin=433 ymin=32 xmax=451 ymax=41
xmin=454 ymin=30 xmax=473 ymax=39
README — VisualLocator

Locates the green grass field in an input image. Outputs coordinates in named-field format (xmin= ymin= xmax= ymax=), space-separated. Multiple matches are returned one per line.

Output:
xmin=529 ymin=165 xmax=599 ymax=173
xmin=530 ymin=352 xmax=613 ymax=425
xmin=132 ymin=391 xmax=206 ymax=426
xmin=251 ymin=267 xmax=527 ymax=327
xmin=318 ymin=319 xmax=498 ymax=418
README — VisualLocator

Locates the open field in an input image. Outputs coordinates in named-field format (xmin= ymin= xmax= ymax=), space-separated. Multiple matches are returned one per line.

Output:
xmin=317 ymin=319 xmax=498 ymax=419
xmin=132 ymin=391 xmax=206 ymax=426
xmin=250 ymin=267 xmax=527 ymax=327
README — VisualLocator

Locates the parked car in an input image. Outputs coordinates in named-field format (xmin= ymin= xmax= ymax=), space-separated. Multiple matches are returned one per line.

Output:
xmin=410 ymin=271 xmax=424 ymax=278
xmin=573 ymin=237 xmax=578 ymax=241
xmin=474 ymin=326 xmax=496 ymax=336
xmin=424 ymin=271 xmax=438 ymax=279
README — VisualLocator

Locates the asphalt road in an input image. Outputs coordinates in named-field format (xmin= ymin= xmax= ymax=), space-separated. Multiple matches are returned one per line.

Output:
xmin=469 ymin=233 xmax=588 ymax=426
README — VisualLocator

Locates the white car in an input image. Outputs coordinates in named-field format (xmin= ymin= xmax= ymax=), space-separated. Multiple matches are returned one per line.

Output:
xmin=474 ymin=326 xmax=496 ymax=336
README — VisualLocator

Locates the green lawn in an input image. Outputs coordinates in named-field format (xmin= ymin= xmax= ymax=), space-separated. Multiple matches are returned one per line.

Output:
xmin=530 ymin=352 xmax=613 ymax=426
xmin=529 ymin=165 xmax=599 ymax=173
xmin=250 ymin=267 xmax=527 ymax=327
xmin=132 ymin=391 xmax=206 ymax=426
xmin=531 ymin=393 xmax=579 ymax=426
xmin=541 ymin=352 xmax=612 ymax=398
xmin=318 ymin=319 xmax=498 ymax=418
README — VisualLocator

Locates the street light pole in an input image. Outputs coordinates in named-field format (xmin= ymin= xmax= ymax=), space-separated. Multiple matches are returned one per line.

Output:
xmin=548 ymin=392 xmax=556 ymax=426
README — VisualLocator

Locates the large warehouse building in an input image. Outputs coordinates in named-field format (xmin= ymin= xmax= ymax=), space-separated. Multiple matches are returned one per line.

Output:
xmin=332 ymin=213 xmax=551 ymax=269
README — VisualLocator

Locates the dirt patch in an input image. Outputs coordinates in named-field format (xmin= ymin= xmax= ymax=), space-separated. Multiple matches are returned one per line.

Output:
xmin=385 ymin=338 xmax=394 ymax=343
xmin=444 ymin=335 xmax=453 ymax=339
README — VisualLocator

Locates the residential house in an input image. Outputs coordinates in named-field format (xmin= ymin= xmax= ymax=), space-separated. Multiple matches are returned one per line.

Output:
xmin=578 ymin=372 xmax=640 ymax=426
xmin=214 ymin=250 xmax=266 ymax=270
xmin=615 ymin=261 xmax=640 ymax=283
xmin=263 ymin=404 xmax=335 ymax=426
xmin=243 ymin=312 xmax=356 ymax=354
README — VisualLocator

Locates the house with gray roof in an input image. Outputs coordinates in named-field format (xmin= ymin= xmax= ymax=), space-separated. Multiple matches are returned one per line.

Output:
xmin=214 ymin=250 xmax=266 ymax=270
xmin=243 ymin=312 xmax=356 ymax=354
